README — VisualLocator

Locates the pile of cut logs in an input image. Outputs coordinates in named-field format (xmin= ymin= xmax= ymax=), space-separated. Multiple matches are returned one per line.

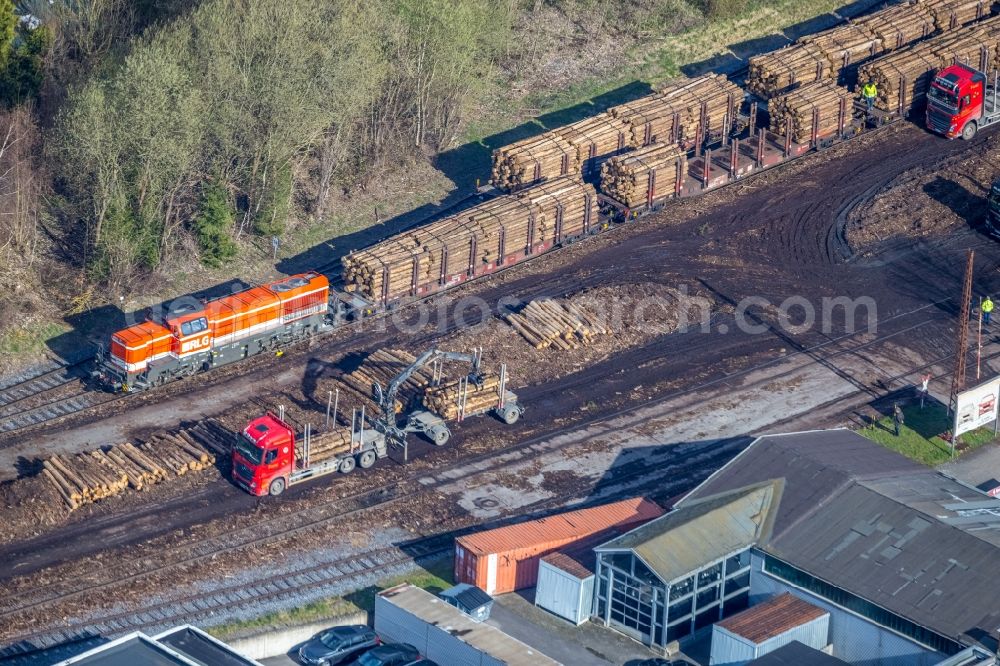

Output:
xmin=339 ymin=348 xmax=436 ymax=414
xmin=925 ymin=0 xmax=991 ymax=30
xmin=505 ymin=298 xmax=608 ymax=350
xmin=748 ymin=0 xmax=995 ymax=97
xmin=491 ymin=132 xmax=579 ymax=190
xmin=854 ymin=2 xmax=936 ymax=50
xmin=295 ymin=427 xmax=353 ymax=462
xmin=600 ymin=143 xmax=687 ymax=207
xmin=342 ymin=178 xmax=597 ymax=303
xmin=609 ymin=74 xmax=742 ymax=147
xmin=423 ymin=372 xmax=503 ymax=421
xmin=40 ymin=423 xmax=225 ymax=511
xmin=769 ymin=81 xmax=854 ymax=142
xmin=859 ymin=14 xmax=1000 ymax=113
xmin=558 ymin=112 xmax=630 ymax=175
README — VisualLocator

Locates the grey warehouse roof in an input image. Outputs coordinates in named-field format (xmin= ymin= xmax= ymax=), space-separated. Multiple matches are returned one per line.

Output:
xmin=679 ymin=428 xmax=1000 ymax=648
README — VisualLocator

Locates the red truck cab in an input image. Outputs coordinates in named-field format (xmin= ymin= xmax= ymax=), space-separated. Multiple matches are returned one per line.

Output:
xmin=927 ymin=63 xmax=988 ymax=140
xmin=231 ymin=413 xmax=294 ymax=496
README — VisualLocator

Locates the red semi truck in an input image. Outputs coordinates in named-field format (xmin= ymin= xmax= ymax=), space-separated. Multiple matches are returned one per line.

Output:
xmin=926 ymin=63 xmax=1000 ymax=140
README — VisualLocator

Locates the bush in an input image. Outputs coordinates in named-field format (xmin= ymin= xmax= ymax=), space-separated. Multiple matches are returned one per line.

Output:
xmin=192 ymin=182 xmax=238 ymax=267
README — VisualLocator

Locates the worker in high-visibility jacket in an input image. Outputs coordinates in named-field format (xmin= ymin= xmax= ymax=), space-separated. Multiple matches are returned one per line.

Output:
xmin=862 ymin=81 xmax=878 ymax=112
xmin=983 ymin=296 xmax=994 ymax=324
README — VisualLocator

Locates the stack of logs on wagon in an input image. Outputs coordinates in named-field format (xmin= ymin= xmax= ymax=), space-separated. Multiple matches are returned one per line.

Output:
xmin=41 ymin=421 xmax=231 ymax=511
xmin=343 ymin=177 xmax=597 ymax=303
xmin=861 ymin=13 xmax=1000 ymax=114
xmin=491 ymin=74 xmax=740 ymax=191
xmin=748 ymin=0 xmax=990 ymax=97
xmin=769 ymin=81 xmax=855 ymax=142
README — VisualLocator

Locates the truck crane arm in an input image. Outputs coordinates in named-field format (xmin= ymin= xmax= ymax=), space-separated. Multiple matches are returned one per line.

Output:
xmin=372 ymin=348 xmax=483 ymax=417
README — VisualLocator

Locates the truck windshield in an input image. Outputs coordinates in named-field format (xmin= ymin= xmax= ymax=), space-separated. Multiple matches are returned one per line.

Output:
xmin=928 ymin=84 xmax=957 ymax=107
xmin=235 ymin=434 xmax=264 ymax=465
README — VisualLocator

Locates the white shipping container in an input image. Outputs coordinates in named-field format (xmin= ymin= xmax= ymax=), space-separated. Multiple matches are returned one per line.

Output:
xmin=710 ymin=610 xmax=829 ymax=666
xmin=535 ymin=558 xmax=594 ymax=625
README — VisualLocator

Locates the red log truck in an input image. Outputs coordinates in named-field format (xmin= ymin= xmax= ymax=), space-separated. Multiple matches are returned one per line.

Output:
xmin=232 ymin=349 xmax=523 ymax=496
xmin=926 ymin=63 xmax=1000 ymax=140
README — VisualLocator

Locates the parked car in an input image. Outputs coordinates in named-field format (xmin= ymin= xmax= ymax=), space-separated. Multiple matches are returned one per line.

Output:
xmin=346 ymin=643 xmax=421 ymax=666
xmin=298 ymin=625 xmax=379 ymax=665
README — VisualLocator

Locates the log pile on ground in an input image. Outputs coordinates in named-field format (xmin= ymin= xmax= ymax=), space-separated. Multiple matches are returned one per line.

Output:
xmin=769 ymin=81 xmax=854 ymax=142
xmin=490 ymin=132 xmax=578 ymax=190
xmin=505 ymin=298 xmax=608 ymax=350
xmin=39 ymin=424 xmax=222 ymax=511
xmin=342 ymin=178 xmax=597 ymax=302
xmin=609 ymin=74 xmax=742 ymax=147
xmin=859 ymin=14 xmax=1000 ymax=113
xmin=339 ymin=348 xmax=436 ymax=414
xmin=423 ymin=372 xmax=503 ymax=420
xmin=599 ymin=143 xmax=687 ymax=207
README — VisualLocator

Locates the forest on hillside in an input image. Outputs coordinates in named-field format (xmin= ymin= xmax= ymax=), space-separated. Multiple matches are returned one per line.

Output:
xmin=0 ymin=0 xmax=746 ymax=339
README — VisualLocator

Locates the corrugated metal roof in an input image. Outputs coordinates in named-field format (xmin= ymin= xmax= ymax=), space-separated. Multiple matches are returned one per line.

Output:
xmin=456 ymin=497 xmax=663 ymax=556
xmin=541 ymin=549 xmax=595 ymax=580
xmin=678 ymin=429 xmax=1000 ymax=648
xmin=596 ymin=481 xmax=780 ymax=584
xmin=746 ymin=641 xmax=848 ymax=665
xmin=718 ymin=593 xmax=827 ymax=644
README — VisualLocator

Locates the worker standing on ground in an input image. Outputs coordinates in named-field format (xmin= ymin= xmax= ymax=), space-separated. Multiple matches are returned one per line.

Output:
xmin=862 ymin=80 xmax=878 ymax=112
xmin=893 ymin=403 xmax=904 ymax=436
xmin=983 ymin=296 xmax=994 ymax=324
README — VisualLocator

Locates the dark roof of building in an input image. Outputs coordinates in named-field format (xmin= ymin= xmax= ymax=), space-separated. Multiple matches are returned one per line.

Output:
xmin=440 ymin=583 xmax=493 ymax=610
xmin=746 ymin=641 xmax=849 ymax=665
xmin=596 ymin=481 xmax=780 ymax=584
xmin=679 ymin=429 xmax=1000 ymax=647
xmin=716 ymin=593 xmax=827 ymax=644
xmin=56 ymin=635 xmax=194 ymax=666
xmin=156 ymin=626 xmax=260 ymax=666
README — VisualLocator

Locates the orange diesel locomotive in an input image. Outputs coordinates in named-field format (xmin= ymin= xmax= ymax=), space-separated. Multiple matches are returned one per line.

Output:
xmin=95 ymin=272 xmax=330 ymax=391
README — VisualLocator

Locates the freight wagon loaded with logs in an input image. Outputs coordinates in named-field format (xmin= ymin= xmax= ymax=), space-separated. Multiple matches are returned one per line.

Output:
xmin=94 ymin=0 xmax=1000 ymax=394
xmin=231 ymin=349 xmax=523 ymax=496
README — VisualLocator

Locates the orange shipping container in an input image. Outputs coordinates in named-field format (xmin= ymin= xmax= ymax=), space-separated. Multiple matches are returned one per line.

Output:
xmin=454 ymin=497 xmax=663 ymax=595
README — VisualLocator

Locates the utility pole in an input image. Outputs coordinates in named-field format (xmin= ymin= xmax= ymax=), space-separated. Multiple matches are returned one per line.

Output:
xmin=951 ymin=249 xmax=975 ymax=413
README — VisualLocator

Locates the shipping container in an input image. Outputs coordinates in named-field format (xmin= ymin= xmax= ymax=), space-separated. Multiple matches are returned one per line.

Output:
xmin=535 ymin=550 xmax=595 ymax=625
xmin=709 ymin=593 xmax=830 ymax=666
xmin=454 ymin=497 xmax=663 ymax=595
xmin=375 ymin=584 xmax=560 ymax=666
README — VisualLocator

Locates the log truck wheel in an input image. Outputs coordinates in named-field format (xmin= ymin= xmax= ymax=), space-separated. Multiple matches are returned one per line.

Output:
xmin=962 ymin=121 xmax=978 ymax=140
xmin=358 ymin=450 xmax=377 ymax=469
xmin=500 ymin=406 xmax=520 ymax=425
xmin=269 ymin=477 xmax=285 ymax=496
xmin=339 ymin=456 xmax=356 ymax=474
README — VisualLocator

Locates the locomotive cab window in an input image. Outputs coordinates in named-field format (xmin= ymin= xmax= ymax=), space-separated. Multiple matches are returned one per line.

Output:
xmin=181 ymin=317 xmax=208 ymax=336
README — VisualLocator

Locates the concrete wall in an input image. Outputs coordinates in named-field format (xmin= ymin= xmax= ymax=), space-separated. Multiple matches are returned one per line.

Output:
xmin=224 ymin=612 xmax=369 ymax=661
xmin=749 ymin=554 xmax=943 ymax=666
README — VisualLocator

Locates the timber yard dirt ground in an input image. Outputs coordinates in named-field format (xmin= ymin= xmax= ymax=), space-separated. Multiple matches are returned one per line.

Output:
xmin=6 ymin=119 xmax=1000 ymax=649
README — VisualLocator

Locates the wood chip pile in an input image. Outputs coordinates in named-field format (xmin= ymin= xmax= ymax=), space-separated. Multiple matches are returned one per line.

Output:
xmin=769 ymin=81 xmax=854 ymax=142
xmin=491 ymin=132 xmax=578 ymax=190
xmin=423 ymin=372 xmax=503 ymax=420
xmin=599 ymin=143 xmax=687 ymax=207
xmin=748 ymin=0 xmax=994 ymax=97
xmin=40 ymin=423 xmax=226 ymax=511
xmin=339 ymin=349 xmax=437 ymax=414
xmin=859 ymin=14 xmax=1000 ymax=113
xmin=608 ymin=74 xmax=742 ymax=147
xmin=342 ymin=178 xmax=597 ymax=303
xmin=505 ymin=298 xmax=609 ymax=350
